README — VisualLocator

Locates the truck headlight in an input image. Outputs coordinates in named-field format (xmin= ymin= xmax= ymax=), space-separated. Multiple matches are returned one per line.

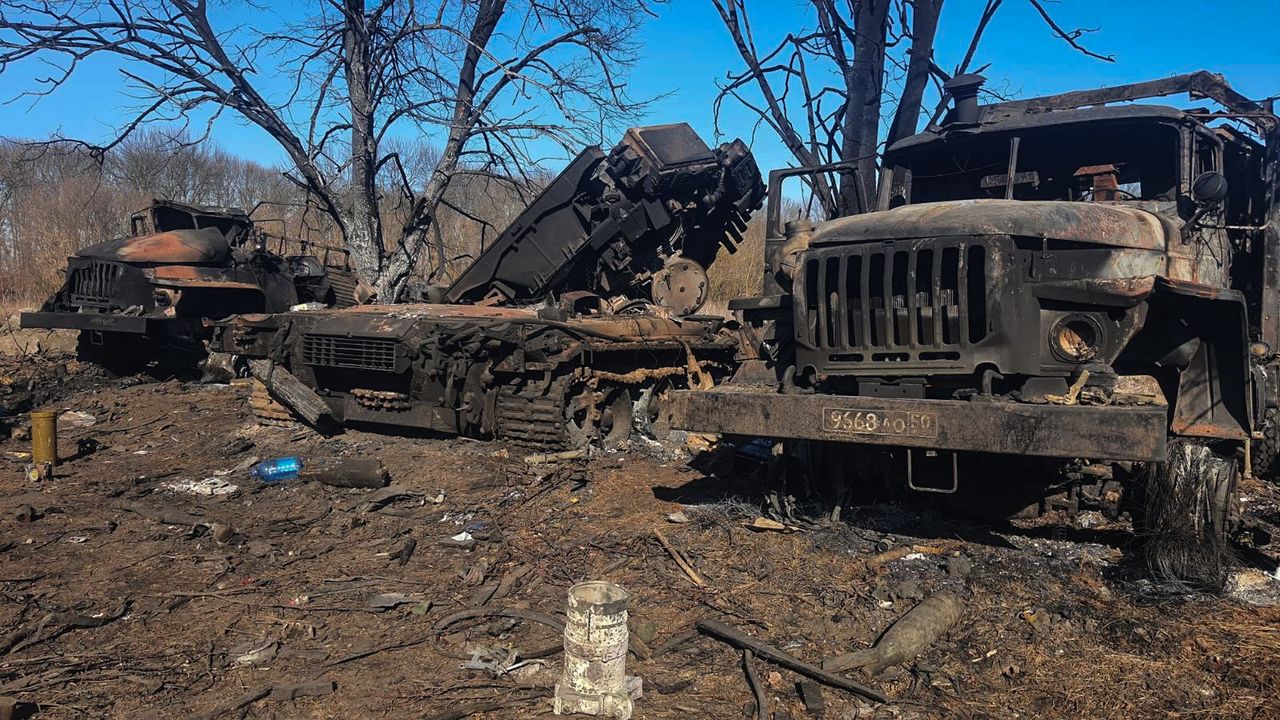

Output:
xmin=1050 ymin=314 xmax=1102 ymax=362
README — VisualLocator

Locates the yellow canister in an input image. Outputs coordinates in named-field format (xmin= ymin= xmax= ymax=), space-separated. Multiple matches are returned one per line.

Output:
xmin=30 ymin=410 xmax=58 ymax=466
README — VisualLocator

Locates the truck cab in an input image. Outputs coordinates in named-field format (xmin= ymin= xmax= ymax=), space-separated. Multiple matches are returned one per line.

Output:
xmin=670 ymin=72 xmax=1279 ymax=588
xmin=21 ymin=199 xmax=366 ymax=374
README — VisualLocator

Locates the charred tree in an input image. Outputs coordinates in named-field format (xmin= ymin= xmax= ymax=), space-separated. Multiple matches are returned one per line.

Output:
xmin=0 ymin=0 xmax=657 ymax=300
xmin=711 ymin=0 xmax=1113 ymax=218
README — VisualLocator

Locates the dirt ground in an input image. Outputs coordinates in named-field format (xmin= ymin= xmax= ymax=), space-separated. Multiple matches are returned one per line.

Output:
xmin=3 ymin=350 xmax=1280 ymax=720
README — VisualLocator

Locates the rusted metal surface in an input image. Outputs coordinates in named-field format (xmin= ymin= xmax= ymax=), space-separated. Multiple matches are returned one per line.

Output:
xmin=212 ymin=124 xmax=764 ymax=448
xmin=811 ymin=199 xmax=1172 ymax=250
xmin=215 ymin=306 xmax=737 ymax=447
xmin=686 ymin=69 xmax=1280 ymax=525
xmin=988 ymin=70 xmax=1275 ymax=133
xmin=443 ymin=123 xmax=763 ymax=316
xmin=667 ymin=388 xmax=1169 ymax=462
xmin=79 ymin=228 xmax=232 ymax=264
xmin=21 ymin=199 xmax=365 ymax=365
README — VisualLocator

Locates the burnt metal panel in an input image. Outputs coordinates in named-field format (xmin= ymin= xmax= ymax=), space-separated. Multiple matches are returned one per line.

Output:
xmin=18 ymin=311 xmax=151 ymax=334
xmin=810 ymin=199 xmax=1171 ymax=250
xmin=68 ymin=261 xmax=127 ymax=307
xmin=667 ymin=388 xmax=1168 ymax=462
xmin=301 ymin=334 xmax=399 ymax=372
xmin=76 ymin=227 xmax=232 ymax=264
xmin=444 ymin=123 xmax=763 ymax=309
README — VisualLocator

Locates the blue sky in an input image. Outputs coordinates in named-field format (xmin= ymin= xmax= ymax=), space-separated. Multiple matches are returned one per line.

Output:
xmin=2 ymin=0 xmax=1277 ymax=175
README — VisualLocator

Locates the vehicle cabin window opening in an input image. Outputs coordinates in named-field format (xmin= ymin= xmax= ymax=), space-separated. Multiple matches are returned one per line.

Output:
xmin=890 ymin=120 xmax=1183 ymax=207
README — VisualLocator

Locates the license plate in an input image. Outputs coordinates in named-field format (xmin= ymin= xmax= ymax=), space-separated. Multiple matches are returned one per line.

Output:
xmin=822 ymin=408 xmax=939 ymax=438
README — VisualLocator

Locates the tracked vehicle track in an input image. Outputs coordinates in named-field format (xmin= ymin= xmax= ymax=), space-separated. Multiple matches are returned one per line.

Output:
xmin=495 ymin=378 xmax=571 ymax=448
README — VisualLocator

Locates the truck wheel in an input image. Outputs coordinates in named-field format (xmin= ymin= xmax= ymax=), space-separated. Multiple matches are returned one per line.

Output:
xmin=76 ymin=331 xmax=150 ymax=377
xmin=1253 ymin=407 xmax=1280 ymax=481
xmin=1137 ymin=438 xmax=1237 ymax=591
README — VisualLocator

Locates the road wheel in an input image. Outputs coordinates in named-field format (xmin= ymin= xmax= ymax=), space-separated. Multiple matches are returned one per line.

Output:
xmin=76 ymin=331 xmax=150 ymax=377
xmin=565 ymin=383 xmax=633 ymax=449
xmin=1136 ymin=437 xmax=1238 ymax=591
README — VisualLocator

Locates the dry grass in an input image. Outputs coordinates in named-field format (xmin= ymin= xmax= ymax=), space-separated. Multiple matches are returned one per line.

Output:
xmin=707 ymin=214 xmax=765 ymax=304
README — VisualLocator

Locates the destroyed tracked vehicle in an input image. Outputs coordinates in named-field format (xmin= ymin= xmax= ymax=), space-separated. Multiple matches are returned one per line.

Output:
xmin=21 ymin=199 xmax=365 ymax=374
xmin=670 ymin=72 xmax=1279 ymax=587
xmin=216 ymin=124 xmax=763 ymax=448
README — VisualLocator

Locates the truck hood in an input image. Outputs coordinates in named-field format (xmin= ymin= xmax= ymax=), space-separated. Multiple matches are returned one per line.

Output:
xmin=76 ymin=227 xmax=231 ymax=264
xmin=811 ymin=199 xmax=1173 ymax=251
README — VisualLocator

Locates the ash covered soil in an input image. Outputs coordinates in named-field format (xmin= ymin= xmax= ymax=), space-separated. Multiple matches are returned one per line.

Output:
xmin=3 ymin=355 xmax=1280 ymax=719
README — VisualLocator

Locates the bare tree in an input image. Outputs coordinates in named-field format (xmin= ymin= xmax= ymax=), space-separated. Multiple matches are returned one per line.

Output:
xmin=711 ymin=0 xmax=1113 ymax=219
xmin=0 ymin=0 xmax=659 ymax=300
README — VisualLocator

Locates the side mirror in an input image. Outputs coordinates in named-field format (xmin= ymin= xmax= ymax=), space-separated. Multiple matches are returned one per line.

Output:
xmin=1191 ymin=171 xmax=1228 ymax=204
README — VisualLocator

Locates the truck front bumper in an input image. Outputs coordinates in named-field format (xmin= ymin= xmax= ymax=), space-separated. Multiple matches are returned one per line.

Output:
xmin=20 ymin=311 xmax=151 ymax=334
xmin=668 ymin=388 xmax=1168 ymax=462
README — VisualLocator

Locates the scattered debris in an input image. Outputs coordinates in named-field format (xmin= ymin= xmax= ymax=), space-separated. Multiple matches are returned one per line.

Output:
xmin=231 ymin=640 xmax=279 ymax=667
xmin=354 ymin=485 xmax=422 ymax=513
xmin=823 ymin=592 xmax=966 ymax=674
xmin=797 ymin=680 xmax=825 ymax=716
xmin=653 ymin=527 xmax=705 ymax=587
xmin=696 ymin=619 xmax=885 ymax=703
xmin=300 ymin=457 xmax=390 ymax=488
xmin=742 ymin=517 xmax=795 ymax=533
xmin=163 ymin=475 xmax=239 ymax=497
xmin=247 ymin=360 xmax=332 ymax=428
xmin=1224 ymin=568 xmax=1280 ymax=607
xmin=57 ymin=410 xmax=96 ymax=428
xmin=366 ymin=592 xmax=415 ymax=611
xmin=0 ymin=599 xmax=130 ymax=656
xmin=387 ymin=537 xmax=417 ymax=566
xmin=445 ymin=532 xmax=475 ymax=547
xmin=526 ymin=449 xmax=585 ymax=465
xmin=209 ymin=522 xmax=236 ymax=544
xmin=555 ymin=581 xmax=642 ymax=719
xmin=863 ymin=544 xmax=948 ymax=573
xmin=742 ymin=649 xmax=768 ymax=720
xmin=249 ymin=455 xmax=303 ymax=483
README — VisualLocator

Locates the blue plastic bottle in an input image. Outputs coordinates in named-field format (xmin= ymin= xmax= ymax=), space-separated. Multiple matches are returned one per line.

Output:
xmin=251 ymin=456 xmax=304 ymax=483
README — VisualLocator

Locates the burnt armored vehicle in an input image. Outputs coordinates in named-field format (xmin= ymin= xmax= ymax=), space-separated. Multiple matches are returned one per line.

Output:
xmin=21 ymin=199 xmax=366 ymax=374
xmin=215 ymin=124 xmax=764 ymax=447
xmin=669 ymin=72 xmax=1279 ymax=585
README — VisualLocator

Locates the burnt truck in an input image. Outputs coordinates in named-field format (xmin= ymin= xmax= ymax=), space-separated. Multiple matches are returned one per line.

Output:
xmin=213 ymin=124 xmax=764 ymax=447
xmin=21 ymin=199 xmax=367 ymax=374
xmin=668 ymin=72 xmax=1279 ymax=585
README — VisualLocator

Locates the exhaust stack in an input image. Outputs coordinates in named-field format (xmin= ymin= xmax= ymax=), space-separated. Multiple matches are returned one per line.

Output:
xmin=944 ymin=74 xmax=986 ymax=126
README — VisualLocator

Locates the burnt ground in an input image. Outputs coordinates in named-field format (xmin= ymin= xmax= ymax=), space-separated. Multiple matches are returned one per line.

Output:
xmin=2 ymin=353 xmax=1280 ymax=720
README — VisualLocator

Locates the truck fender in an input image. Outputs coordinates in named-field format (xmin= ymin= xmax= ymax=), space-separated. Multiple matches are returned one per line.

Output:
xmin=1159 ymin=280 xmax=1251 ymax=441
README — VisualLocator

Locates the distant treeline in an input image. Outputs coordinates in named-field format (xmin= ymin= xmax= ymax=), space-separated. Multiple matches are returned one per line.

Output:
xmin=0 ymin=130 xmax=766 ymax=307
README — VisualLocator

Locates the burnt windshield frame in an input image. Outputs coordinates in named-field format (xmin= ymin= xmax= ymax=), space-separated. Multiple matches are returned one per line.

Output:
xmin=885 ymin=118 xmax=1184 ymax=207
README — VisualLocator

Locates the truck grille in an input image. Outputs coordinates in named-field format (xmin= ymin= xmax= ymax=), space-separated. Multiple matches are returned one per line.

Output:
xmin=800 ymin=242 xmax=989 ymax=359
xmin=69 ymin=261 xmax=125 ymax=308
xmin=301 ymin=334 xmax=397 ymax=372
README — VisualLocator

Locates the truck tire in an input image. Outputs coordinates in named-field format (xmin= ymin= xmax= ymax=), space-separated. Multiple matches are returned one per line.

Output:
xmin=76 ymin=331 xmax=150 ymax=377
xmin=1253 ymin=407 xmax=1280 ymax=481
xmin=1136 ymin=438 xmax=1237 ymax=591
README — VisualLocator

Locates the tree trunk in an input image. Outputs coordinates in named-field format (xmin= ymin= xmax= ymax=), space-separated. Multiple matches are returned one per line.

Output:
xmin=886 ymin=0 xmax=944 ymax=149
xmin=374 ymin=0 xmax=506 ymax=302
xmin=838 ymin=0 xmax=891 ymax=216
xmin=343 ymin=0 xmax=384 ymax=296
